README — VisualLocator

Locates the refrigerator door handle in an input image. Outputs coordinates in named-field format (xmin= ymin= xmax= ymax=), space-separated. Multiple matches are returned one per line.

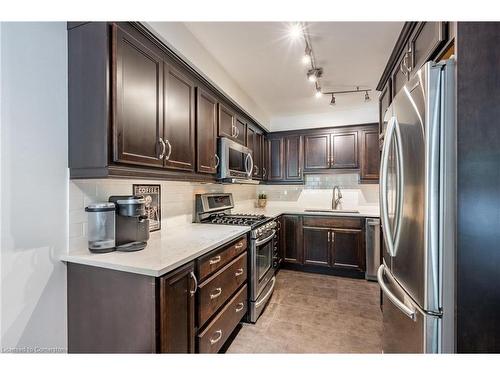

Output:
xmin=377 ymin=264 xmax=416 ymax=321
xmin=380 ymin=116 xmax=397 ymax=257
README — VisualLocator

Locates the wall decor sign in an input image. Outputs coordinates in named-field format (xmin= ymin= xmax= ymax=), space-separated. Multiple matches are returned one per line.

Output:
xmin=133 ymin=184 xmax=161 ymax=232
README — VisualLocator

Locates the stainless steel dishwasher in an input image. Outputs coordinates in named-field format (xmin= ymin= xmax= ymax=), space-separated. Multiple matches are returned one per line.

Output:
xmin=365 ymin=218 xmax=380 ymax=281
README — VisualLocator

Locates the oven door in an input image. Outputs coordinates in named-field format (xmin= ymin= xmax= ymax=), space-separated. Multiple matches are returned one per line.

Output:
xmin=218 ymin=137 xmax=253 ymax=180
xmin=250 ymin=228 xmax=276 ymax=300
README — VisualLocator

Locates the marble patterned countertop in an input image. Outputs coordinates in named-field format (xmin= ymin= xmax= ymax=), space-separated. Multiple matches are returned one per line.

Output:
xmin=62 ymin=204 xmax=379 ymax=277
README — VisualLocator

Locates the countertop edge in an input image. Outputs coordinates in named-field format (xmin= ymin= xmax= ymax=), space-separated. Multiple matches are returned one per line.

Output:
xmin=61 ymin=227 xmax=250 ymax=277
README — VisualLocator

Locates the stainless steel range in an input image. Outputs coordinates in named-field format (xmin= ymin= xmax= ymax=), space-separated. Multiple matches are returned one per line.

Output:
xmin=194 ymin=193 xmax=277 ymax=323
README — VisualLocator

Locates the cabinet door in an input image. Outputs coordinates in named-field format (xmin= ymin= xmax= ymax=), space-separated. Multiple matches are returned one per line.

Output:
xmin=392 ymin=47 xmax=409 ymax=99
xmin=331 ymin=131 xmax=358 ymax=169
xmin=234 ymin=116 xmax=247 ymax=145
xmin=196 ymin=88 xmax=218 ymax=174
xmin=331 ymin=228 xmax=365 ymax=272
xmin=409 ymin=22 xmax=447 ymax=74
xmin=255 ymin=132 xmax=264 ymax=179
xmin=285 ymin=135 xmax=303 ymax=181
xmin=268 ymin=137 xmax=284 ymax=181
xmin=218 ymin=103 xmax=235 ymax=139
xmin=113 ymin=26 xmax=164 ymax=167
xmin=281 ymin=215 xmax=302 ymax=264
xmin=360 ymin=128 xmax=380 ymax=181
xmin=304 ymin=133 xmax=331 ymax=170
xmin=379 ymin=82 xmax=391 ymax=140
xmin=303 ymin=227 xmax=330 ymax=267
xmin=159 ymin=262 xmax=196 ymax=353
xmin=163 ymin=65 xmax=195 ymax=171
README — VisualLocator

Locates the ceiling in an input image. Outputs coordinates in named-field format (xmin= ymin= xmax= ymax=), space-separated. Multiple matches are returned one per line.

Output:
xmin=184 ymin=22 xmax=403 ymax=118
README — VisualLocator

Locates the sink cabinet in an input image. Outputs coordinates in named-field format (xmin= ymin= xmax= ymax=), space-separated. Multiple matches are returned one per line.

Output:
xmin=280 ymin=214 xmax=366 ymax=278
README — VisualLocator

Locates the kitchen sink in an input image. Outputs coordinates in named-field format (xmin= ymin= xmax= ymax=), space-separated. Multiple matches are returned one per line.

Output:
xmin=304 ymin=209 xmax=360 ymax=214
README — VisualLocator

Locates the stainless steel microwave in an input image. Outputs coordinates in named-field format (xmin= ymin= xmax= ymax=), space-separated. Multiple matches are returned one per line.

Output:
xmin=217 ymin=137 xmax=258 ymax=184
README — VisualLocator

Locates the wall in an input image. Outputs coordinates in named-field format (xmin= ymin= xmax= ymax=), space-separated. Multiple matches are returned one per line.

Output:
xmin=69 ymin=180 xmax=258 ymax=253
xmin=270 ymin=102 xmax=379 ymax=132
xmin=146 ymin=22 xmax=271 ymax=130
xmin=0 ymin=22 xmax=68 ymax=352
xmin=257 ymin=173 xmax=379 ymax=213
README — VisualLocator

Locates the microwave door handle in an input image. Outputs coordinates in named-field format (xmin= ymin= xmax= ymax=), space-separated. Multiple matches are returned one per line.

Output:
xmin=245 ymin=153 xmax=254 ymax=178
xmin=380 ymin=116 xmax=397 ymax=257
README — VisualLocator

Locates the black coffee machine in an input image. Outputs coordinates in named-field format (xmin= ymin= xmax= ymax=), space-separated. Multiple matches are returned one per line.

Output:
xmin=109 ymin=195 xmax=150 ymax=251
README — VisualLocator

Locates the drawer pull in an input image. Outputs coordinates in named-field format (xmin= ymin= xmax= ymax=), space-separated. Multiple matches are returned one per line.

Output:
xmin=234 ymin=268 xmax=244 ymax=277
xmin=235 ymin=302 xmax=245 ymax=312
xmin=209 ymin=255 xmax=222 ymax=265
xmin=210 ymin=329 xmax=223 ymax=345
xmin=234 ymin=242 xmax=244 ymax=249
xmin=210 ymin=287 xmax=222 ymax=299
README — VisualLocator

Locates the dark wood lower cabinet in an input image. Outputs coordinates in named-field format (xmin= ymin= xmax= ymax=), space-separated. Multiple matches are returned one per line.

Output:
xmin=159 ymin=262 xmax=196 ymax=353
xmin=281 ymin=215 xmax=366 ymax=278
xmin=67 ymin=235 xmax=248 ymax=353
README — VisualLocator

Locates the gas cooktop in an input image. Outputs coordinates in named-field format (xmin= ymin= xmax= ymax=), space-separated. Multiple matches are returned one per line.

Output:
xmin=201 ymin=213 xmax=270 ymax=228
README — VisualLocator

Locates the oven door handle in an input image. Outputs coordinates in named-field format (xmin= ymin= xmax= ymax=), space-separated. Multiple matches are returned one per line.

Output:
xmin=255 ymin=276 xmax=276 ymax=308
xmin=255 ymin=229 xmax=276 ymax=247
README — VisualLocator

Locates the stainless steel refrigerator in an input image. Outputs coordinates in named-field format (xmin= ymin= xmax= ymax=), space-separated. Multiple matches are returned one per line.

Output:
xmin=378 ymin=60 xmax=455 ymax=353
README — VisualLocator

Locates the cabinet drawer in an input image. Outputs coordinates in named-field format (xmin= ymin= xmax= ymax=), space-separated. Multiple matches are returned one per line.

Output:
xmin=197 ymin=236 xmax=247 ymax=281
xmin=198 ymin=284 xmax=247 ymax=353
xmin=198 ymin=252 xmax=247 ymax=327
xmin=303 ymin=216 xmax=363 ymax=229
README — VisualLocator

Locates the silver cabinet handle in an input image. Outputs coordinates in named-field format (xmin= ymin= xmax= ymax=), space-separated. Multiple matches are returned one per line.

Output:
xmin=235 ymin=302 xmax=244 ymax=312
xmin=209 ymin=255 xmax=221 ymax=265
xmin=234 ymin=268 xmax=244 ymax=277
xmin=262 ymin=167 xmax=267 ymax=177
xmin=235 ymin=127 xmax=240 ymax=138
xmin=214 ymin=154 xmax=220 ymax=169
xmin=158 ymin=138 xmax=166 ymax=159
xmin=234 ymin=242 xmax=244 ymax=249
xmin=231 ymin=125 xmax=236 ymax=138
xmin=298 ymin=167 xmax=302 ymax=175
xmin=210 ymin=329 xmax=223 ymax=345
xmin=327 ymin=232 xmax=330 ymax=242
xmin=210 ymin=287 xmax=222 ymax=299
xmin=189 ymin=271 xmax=198 ymax=296
xmin=164 ymin=139 xmax=172 ymax=161
xmin=377 ymin=265 xmax=416 ymax=320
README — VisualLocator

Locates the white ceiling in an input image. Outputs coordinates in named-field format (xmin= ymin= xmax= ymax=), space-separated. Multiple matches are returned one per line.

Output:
xmin=184 ymin=22 xmax=403 ymax=119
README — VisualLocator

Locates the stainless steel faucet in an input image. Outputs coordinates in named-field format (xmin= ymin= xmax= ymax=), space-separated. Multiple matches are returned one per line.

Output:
xmin=332 ymin=185 xmax=342 ymax=210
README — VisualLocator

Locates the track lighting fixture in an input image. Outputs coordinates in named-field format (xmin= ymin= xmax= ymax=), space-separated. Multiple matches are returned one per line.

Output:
xmin=307 ymin=68 xmax=322 ymax=83
xmin=330 ymin=94 xmax=336 ymax=105
xmin=302 ymin=46 xmax=312 ymax=65
xmin=315 ymin=86 xmax=323 ymax=98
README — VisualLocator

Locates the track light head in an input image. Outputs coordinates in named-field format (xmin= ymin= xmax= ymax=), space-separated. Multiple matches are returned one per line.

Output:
xmin=330 ymin=94 xmax=336 ymax=105
xmin=302 ymin=46 xmax=312 ymax=65
xmin=288 ymin=23 xmax=302 ymax=40
xmin=315 ymin=87 xmax=323 ymax=98
xmin=364 ymin=91 xmax=370 ymax=101
xmin=307 ymin=69 xmax=317 ymax=83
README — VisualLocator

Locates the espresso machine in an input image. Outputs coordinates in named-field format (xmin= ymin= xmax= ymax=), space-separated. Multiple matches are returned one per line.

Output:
xmin=108 ymin=195 xmax=150 ymax=251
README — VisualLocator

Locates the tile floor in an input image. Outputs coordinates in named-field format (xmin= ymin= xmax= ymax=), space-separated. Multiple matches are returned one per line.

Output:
xmin=227 ymin=269 xmax=382 ymax=353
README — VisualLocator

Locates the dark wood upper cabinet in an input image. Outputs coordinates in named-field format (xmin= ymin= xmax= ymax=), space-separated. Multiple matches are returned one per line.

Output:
xmin=409 ymin=22 xmax=447 ymax=76
xmin=281 ymin=215 xmax=302 ymax=264
xmin=303 ymin=227 xmax=330 ymax=267
xmin=360 ymin=128 xmax=380 ymax=182
xmin=331 ymin=131 xmax=358 ymax=169
xmin=234 ymin=116 xmax=247 ymax=145
xmin=284 ymin=135 xmax=303 ymax=181
xmin=159 ymin=262 xmax=196 ymax=353
xmin=196 ymin=87 xmax=218 ymax=174
xmin=217 ymin=103 xmax=238 ymax=141
xmin=267 ymin=137 xmax=284 ymax=181
xmin=113 ymin=25 xmax=164 ymax=168
xmin=331 ymin=228 xmax=364 ymax=272
xmin=163 ymin=64 xmax=195 ymax=171
xmin=304 ymin=133 xmax=330 ymax=170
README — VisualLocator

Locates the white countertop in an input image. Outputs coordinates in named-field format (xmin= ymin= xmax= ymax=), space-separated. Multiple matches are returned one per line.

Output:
xmin=62 ymin=205 xmax=378 ymax=277
xmin=62 ymin=224 xmax=250 ymax=277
